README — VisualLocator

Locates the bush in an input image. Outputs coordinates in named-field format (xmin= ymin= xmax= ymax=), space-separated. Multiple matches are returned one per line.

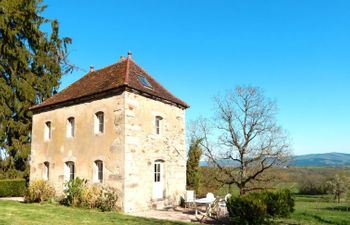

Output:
xmin=260 ymin=189 xmax=294 ymax=218
xmin=297 ymin=173 xmax=329 ymax=195
xmin=61 ymin=177 xmax=87 ymax=207
xmin=96 ymin=186 xmax=118 ymax=212
xmin=61 ymin=178 xmax=118 ymax=212
xmin=227 ymin=195 xmax=268 ymax=225
xmin=24 ymin=180 xmax=55 ymax=203
xmin=0 ymin=179 xmax=27 ymax=197
xmin=81 ymin=184 xmax=100 ymax=209
xmin=227 ymin=189 xmax=295 ymax=224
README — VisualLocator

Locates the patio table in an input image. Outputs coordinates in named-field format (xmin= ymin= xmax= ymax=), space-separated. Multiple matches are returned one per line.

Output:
xmin=194 ymin=197 xmax=215 ymax=218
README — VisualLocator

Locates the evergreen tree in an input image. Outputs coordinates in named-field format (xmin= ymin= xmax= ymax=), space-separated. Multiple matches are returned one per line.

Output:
xmin=0 ymin=0 xmax=73 ymax=177
xmin=186 ymin=138 xmax=202 ymax=193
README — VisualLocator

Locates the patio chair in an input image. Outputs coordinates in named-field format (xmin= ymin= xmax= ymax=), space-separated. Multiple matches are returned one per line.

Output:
xmin=195 ymin=192 xmax=216 ymax=223
xmin=185 ymin=190 xmax=195 ymax=208
xmin=211 ymin=193 xmax=232 ymax=220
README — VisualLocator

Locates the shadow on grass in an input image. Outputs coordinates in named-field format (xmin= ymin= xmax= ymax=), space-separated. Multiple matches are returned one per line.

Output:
xmin=323 ymin=206 xmax=350 ymax=212
xmin=300 ymin=212 xmax=349 ymax=225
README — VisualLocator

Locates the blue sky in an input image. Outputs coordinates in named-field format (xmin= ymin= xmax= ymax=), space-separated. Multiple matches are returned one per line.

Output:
xmin=43 ymin=0 xmax=350 ymax=155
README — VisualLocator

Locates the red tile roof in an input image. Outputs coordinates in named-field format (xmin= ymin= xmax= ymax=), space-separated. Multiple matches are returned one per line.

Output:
xmin=31 ymin=55 xmax=189 ymax=112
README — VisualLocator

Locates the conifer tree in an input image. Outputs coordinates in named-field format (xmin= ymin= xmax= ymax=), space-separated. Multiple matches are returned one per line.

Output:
xmin=0 ymin=0 xmax=73 ymax=177
xmin=186 ymin=138 xmax=202 ymax=193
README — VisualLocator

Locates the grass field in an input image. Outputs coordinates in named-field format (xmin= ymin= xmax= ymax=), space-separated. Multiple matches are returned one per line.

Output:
xmin=0 ymin=200 xmax=190 ymax=225
xmin=279 ymin=195 xmax=350 ymax=225
xmin=0 ymin=195 xmax=349 ymax=225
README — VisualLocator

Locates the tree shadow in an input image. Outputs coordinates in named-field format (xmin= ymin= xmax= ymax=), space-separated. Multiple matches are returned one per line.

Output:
xmin=323 ymin=206 xmax=350 ymax=212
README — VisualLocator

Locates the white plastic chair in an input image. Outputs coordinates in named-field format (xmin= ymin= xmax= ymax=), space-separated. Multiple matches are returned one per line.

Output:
xmin=185 ymin=190 xmax=195 ymax=208
xmin=216 ymin=193 xmax=232 ymax=219
xmin=206 ymin=192 xmax=215 ymax=202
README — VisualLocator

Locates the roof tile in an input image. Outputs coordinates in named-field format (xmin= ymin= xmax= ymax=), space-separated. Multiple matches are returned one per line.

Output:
xmin=31 ymin=57 xmax=189 ymax=111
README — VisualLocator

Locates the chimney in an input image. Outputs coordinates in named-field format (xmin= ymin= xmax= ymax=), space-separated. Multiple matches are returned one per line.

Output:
xmin=127 ymin=51 xmax=132 ymax=59
xmin=89 ymin=65 xmax=94 ymax=72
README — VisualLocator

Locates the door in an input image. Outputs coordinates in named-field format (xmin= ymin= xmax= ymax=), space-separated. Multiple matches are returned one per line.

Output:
xmin=153 ymin=160 xmax=164 ymax=199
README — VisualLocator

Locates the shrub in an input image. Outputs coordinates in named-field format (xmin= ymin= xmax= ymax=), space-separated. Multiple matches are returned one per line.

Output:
xmin=61 ymin=178 xmax=118 ymax=212
xmin=81 ymin=185 xmax=100 ymax=209
xmin=24 ymin=179 xmax=55 ymax=203
xmin=96 ymin=186 xmax=119 ymax=212
xmin=61 ymin=177 xmax=87 ymax=207
xmin=227 ymin=195 xmax=268 ymax=225
xmin=260 ymin=189 xmax=294 ymax=218
xmin=227 ymin=189 xmax=295 ymax=224
xmin=297 ymin=173 xmax=329 ymax=195
xmin=0 ymin=179 xmax=27 ymax=197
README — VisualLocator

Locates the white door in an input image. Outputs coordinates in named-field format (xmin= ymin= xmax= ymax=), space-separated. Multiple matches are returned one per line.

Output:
xmin=153 ymin=161 xmax=164 ymax=199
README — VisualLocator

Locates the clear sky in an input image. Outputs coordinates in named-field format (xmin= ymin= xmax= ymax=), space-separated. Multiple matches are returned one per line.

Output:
xmin=43 ymin=0 xmax=350 ymax=155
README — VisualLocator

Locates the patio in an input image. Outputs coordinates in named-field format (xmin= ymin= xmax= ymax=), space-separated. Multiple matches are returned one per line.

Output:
xmin=130 ymin=206 xmax=228 ymax=224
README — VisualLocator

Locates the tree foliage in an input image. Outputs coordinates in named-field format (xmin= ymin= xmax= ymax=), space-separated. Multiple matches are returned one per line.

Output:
xmin=326 ymin=175 xmax=348 ymax=203
xmin=186 ymin=138 xmax=202 ymax=193
xmin=193 ymin=86 xmax=291 ymax=195
xmin=0 ymin=0 xmax=73 ymax=176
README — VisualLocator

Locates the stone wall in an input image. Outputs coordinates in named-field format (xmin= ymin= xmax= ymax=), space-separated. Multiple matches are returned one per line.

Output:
xmin=30 ymin=93 xmax=126 ymax=207
xmin=123 ymin=92 xmax=186 ymax=212
xmin=30 ymin=91 xmax=186 ymax=212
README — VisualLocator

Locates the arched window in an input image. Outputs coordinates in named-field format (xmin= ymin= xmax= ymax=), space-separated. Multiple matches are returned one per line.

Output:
xmin=94 ymin=160 xmax=103 ymax=183
xmin=67 ymin=117 xmax=75 ymax=138
xmin=43 ymin=161 xmax=50 ymax=181
xmin=95 ymin=112 xmax=104 ymax=134
xmin=155 ymin=116 xmax=163 ymax=135
xmin=65 ymin=161 xmax=75 ymax=181
xmin=44 ymin=121 xmax=52 ymax=140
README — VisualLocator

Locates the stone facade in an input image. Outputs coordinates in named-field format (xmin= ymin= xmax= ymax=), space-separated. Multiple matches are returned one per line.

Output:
xmin=30 ymin=91 xmax=186 ymax=212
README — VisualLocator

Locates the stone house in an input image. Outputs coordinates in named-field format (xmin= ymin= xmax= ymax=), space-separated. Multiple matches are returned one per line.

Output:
xmin=29 ymin=52 xmax=189 ymax=212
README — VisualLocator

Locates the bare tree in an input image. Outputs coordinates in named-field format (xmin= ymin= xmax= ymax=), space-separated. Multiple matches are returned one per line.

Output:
xmin=194 ymin=86 xmax=291 ymax=195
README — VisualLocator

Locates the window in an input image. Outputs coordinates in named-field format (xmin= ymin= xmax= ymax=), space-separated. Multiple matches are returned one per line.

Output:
xmin=155 ymin=116 xmax=163 ymax=135
xmin=65 ymin=161 xmax=75 ymax=181
xmin=43 ymin=161 xmax=49 ymax=181
xmin=67 ymin=117 xmax=75 ymax=138
xmin=94 ymin=160 xmax=103 ymax=183
xmin=95 ymin=112 xmax=104 ymax=134
xmin=44 ymin=121 xmax=52 ymax=140
xmin=137 ymin=75 xmax=152 ymax=88
xmin=154 ymin=162 xmax=161 ymax=182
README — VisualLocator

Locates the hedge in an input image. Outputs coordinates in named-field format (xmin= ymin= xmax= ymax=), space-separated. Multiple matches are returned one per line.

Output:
xmin=0 ymin=179 xmax=27 ymax=197
xmin=226 ymin=189 xmax=295 ymax=224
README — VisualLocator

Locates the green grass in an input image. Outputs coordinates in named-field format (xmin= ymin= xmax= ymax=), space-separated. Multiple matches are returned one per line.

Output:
xmin=1 ymin=195 xmax=350 ymax=225
xmin=278 ymin=195 xmax=350 ymax=225
xmin=0 ymin=201 xmax=191 ymax=225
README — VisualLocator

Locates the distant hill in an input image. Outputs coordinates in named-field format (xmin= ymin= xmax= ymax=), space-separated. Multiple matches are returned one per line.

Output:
xmin=289 ymin=152 xmax=350 ymax=167
xmin=200 ymin=152 xmax=350 ymax=167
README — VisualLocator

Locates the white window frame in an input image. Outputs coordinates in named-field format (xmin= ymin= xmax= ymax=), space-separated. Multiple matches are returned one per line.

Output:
xmin=93 ymin=160 xmax=103 ymax=183
xmin=66 ymin=117 xmax=75 ymax=138
xmin=155 ymin=116 xmax=163 ymax=135
xmin=44 ymin=121 xmax=52 ymax=141
xmin=43 ymin=161 xmax=50 ymax=181
xmin=64 ymin=161 xmax=75 ymax=182
xmin=94 ymin=112 xmax=104 ymax=134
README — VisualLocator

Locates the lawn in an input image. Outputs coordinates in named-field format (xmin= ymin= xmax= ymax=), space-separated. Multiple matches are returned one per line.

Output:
xmin=0 ymin=200 xmax=191 ymax=225
xmin=0 ymin=195 xmax=349 ymax=225
xmin=279 ymin=195 xmax=350 ymax=225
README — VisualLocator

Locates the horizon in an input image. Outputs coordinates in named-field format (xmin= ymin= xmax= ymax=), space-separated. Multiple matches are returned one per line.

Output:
xmin=43 ymin=0 xmax=350 ymax=155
